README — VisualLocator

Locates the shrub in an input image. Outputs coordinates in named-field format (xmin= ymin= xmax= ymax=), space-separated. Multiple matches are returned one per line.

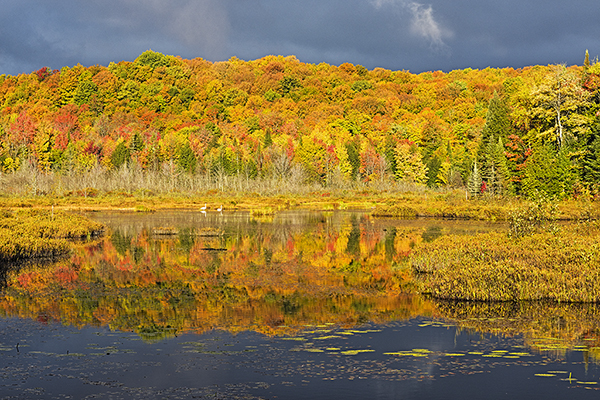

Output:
xmin=508 ymin=192 xmax=558 ymax=238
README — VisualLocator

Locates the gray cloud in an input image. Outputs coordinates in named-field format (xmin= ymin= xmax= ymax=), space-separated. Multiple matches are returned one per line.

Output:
xmin=407 ymin=3 xmax=451 ymax=50
xmin=371 ymin=0 xmax=452 ymax=51
xmin=0 ymin=0 xmax=598 ymax=75
xmin=115 ymin=0 xmax=231 ymax=58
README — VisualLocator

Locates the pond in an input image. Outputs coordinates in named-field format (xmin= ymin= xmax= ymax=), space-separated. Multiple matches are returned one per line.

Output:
xmin=1 ymin=210 xmax=599 ymax=399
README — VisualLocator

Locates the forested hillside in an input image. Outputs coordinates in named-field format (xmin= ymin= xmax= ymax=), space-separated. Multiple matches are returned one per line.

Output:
xmin=1 ymin=50 xmax=599 ymax=198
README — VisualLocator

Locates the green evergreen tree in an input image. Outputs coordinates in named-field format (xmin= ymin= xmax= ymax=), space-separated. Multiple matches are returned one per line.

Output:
xmin=477 ymin=93 xmax=513 ymax=178
xmin=583 ymin=136 xmax=600 ymax=186
xmin=585 ymin=50 xmax=591 ymax=70
xmin=522 ymin=143 xmax=574 ymax=199
xmin=581 ymin=122 xmax=600 ymax=187
xmin=111 ymin=141 xmax=130 ymax=169
xmin=426 ymin=156 xmax=441 ymax=187
xmin=345 ymin=142 xmax=360 ymax=180
xmin=178 ymin=143 xmax=197 ymax=173
xmin=483 ymin=137 xmax=513 ymax=195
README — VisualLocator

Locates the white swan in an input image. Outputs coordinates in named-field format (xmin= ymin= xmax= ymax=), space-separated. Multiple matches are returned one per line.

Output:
xmin=200 ymin=203 xmax=207 ymax=211
xmin=217 ymin=205 xmax=223 ymax=212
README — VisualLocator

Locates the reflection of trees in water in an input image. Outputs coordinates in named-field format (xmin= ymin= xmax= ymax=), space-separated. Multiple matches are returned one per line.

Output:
xmin=437 ymin=300 xmax=600 ymax=362
xmin=1 ymin=211 xmax=504 ymax=340
xmin=0 ymin=263 xmax=23 ymax=289
xmin=110 ymin=230 xmax=132 ymax=256
xmin=99 ymin=211 xmax=380 ymax=251
xmin=421 ymin=226 xmax=443 ymax=243
xmin=346 ymin=215 xmax=361 ymax=256
xmin=178 ymin=228 xmax=195 ymax=254
xmin=99 ymin=212 xmax=418 ymax=297
xmin=0 ymin=257 xmax=70 ymax=289
xmin=0 ymin=214 xmax=430 ymax=338
xmin=384 ymin=227 xmax=397 ymax=261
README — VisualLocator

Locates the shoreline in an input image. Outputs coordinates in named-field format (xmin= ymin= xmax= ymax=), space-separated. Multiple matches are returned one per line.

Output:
xmin=1 ymin=191 xmax=598 ymax=221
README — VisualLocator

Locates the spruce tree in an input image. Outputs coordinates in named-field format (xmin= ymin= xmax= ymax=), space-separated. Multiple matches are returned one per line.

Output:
xmin=523 ymin=143 xmax=574 ymax=199
xmin=583 ymin=135 xmax=600 ymax=186
xmin=111 ymin=141 xmax=130 ymax=169
xmin=478 ymin=93 xmax=513 ymax=180
xmin=585 ymin=50 xmax=591 ymax=70
xmin=178 ymin=143 xmax=197 ymax=173
xmin=581 ymin=122 xmax=600 ymax=187
xmin=426 ymin=156 xmax=441 ymax=187
xmin=555 ymin=146 xmax=575 ymax=197
xmin=483 ymin=137 xmax=513 ymax=196
xmin=495 ymin=137 xmax=514 ymax=195
xmin=345 ymin=142 xmax=360 ymax=180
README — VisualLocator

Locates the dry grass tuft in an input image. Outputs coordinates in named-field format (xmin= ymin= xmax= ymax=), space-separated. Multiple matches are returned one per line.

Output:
xmin=0 ymin=209 xmax=104 ymax=261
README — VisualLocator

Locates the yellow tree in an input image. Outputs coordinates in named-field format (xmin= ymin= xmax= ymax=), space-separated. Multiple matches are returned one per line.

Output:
xmin=529 ymin=65 xmax=591 ymax=147
xmin=394 ymin=141 xmax=428 ymax=184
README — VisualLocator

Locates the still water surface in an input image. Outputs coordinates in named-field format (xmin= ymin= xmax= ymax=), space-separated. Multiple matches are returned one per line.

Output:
xmin=1 ymin=211 xmax=599 ymax=399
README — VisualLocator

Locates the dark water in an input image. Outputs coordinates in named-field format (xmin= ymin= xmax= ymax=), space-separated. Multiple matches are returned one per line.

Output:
xmin=1 ymin=211 xmax=599 ymax=399
xmin=2 ymin=316 xmax=599 ymax=399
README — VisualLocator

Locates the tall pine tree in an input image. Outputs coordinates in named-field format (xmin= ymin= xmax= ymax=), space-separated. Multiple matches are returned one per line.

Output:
xmin=522 ymin=143 xmax=574 ymax=199
xmin=477 ymin=93 xmax=513 ymax=181
xmin=483 ymin=137 xmax=513 ymax=196
xmin=582 ymin=123 xmax=600 ymax=188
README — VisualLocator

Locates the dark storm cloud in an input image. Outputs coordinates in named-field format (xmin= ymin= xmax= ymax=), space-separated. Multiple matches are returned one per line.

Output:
xmin=226 ymin=0 xmax=454 ymax=70
xmin=0 ymin=0 xmax=597 ymax=75
xmin=431 ymin=0 xmax=600 ymax=70
xmin=0 ymin=0 xmax=231 ymax=74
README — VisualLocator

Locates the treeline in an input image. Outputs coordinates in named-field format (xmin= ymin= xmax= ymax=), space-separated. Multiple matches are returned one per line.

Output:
xmin=1 ymin=50 xmax=599 ymax=198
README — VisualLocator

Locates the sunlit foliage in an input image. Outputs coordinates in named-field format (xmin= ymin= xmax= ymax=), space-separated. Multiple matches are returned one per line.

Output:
xmin=0 ymin=213 xmax=430 ymax=338
xmin=1 ymin=53 xmax=598 ymax=197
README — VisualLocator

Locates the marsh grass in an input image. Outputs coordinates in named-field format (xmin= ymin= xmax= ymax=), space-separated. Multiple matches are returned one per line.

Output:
xmin=508 ymin=192 xmax=559 ymax=238
xmin=372 ymin=200 xmax=510 ymax=220
xmin=411 ymin=221 xmax=600 ymax=302
xmin=0 ymin=209 xmax=104 ymax=261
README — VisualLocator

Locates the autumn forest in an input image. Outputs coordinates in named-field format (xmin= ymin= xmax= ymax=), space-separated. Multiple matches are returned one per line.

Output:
xmin=1 ymin=50 xmax=600 ymax=198
xmin=5 ymin=49 xmax=600 ymax=398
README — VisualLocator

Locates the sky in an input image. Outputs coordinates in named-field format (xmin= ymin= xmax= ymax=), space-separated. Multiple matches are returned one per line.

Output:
xmin=1 ymin=0 xmax=598 ymax=76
